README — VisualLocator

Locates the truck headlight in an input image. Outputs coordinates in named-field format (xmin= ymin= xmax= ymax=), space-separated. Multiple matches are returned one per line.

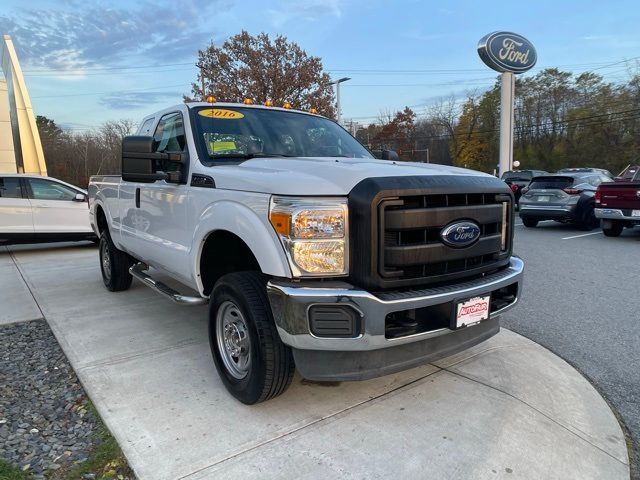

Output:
xmin=269 ymin=196 xmax=348 ymax=276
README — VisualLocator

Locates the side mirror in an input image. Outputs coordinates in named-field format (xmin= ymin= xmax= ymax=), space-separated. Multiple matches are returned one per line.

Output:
xmin=121 ymin=136 xmax=186 ymax=183
xmin=381 ymin=149 xmax=399 ymax=161
xmin=73 ymin=193 xmax=87 ymax=202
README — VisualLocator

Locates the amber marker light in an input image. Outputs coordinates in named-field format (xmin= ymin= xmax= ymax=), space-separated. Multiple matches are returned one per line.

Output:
xmin=264 ymin=100 xmax=273 ymax=107
xmin=309 ymin=107 xmax=318 ymax=114
xmin=283 ymin=102 xmax=292 ymax=109
xmin=206 ymin=95 xmax=216 ymax=103
xmin=269 ymin=211 xmax=291 ymax=236
xmin=243 ymin=98 xmax=254 ymax=105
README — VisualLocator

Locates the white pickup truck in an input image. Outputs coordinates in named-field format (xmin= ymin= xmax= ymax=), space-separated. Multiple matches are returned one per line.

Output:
xmin=89 ymin=102 xmax=524 ymax=404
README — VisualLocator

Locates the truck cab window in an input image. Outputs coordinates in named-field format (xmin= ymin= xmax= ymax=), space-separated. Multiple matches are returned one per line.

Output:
xmin=153 ymin=112 xmax=185 ymax=172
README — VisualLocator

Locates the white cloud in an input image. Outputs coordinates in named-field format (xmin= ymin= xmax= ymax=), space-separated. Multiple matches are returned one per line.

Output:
xmin=0 ymin=0 xmax=227 ymax=76
xmin=268 ymin=0 xmax=343 ymax=28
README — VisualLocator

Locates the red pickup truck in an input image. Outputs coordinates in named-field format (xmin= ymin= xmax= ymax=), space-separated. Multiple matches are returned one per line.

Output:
xmin=595 ymin=165 xmax=640 ymax=236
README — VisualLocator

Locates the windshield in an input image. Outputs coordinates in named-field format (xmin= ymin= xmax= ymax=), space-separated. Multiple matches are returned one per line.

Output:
xmin=193 ymin=106 xmax=374 ymax=162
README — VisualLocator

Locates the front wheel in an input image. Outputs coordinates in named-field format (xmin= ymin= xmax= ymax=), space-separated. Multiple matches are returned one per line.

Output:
xmin=209 ymin=271 xmax=294 ymax=404
xmin=99 ymin=231 xmax=134 ymax=291
xmin=602 ymin=221 xmax=624 ymax=237
xmin=522 ymin=218 xmax=538 ymax=228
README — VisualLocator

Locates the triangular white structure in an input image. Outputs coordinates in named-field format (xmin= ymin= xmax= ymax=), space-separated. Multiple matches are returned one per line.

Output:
xmin=0 ymin=34 xmax=47 ymax=175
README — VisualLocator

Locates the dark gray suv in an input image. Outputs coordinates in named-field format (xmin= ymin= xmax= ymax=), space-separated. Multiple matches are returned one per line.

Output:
xmin=518 ymin=172 xmax=612 ymax=230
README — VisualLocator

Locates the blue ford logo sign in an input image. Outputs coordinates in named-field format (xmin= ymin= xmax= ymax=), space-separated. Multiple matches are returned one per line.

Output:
xmin=477 ymin=31 xmax=537 ymax=73
xmin=441 ymin=221 xmax=481 ymax=248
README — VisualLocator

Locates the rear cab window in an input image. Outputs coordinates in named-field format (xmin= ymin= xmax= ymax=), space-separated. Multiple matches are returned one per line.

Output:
xmin=138 ymin=117 xmax=155 ymax=135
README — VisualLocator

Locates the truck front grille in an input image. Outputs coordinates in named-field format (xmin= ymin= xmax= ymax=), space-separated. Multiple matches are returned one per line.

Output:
xmin=379 ymin=193 xmax=510 ymax=282
xmin=348 ymin=175 xmax=514 ymax=291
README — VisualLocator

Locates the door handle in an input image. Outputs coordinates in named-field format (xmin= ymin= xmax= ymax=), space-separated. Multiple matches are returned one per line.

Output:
xmin=135 ymin=188 xmax=141 ymax=208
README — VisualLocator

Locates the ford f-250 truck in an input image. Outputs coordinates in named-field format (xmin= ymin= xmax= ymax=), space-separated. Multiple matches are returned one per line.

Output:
xmin=595 ymin=164 xmax=640 ymax=236
xmin=88 ymin=102 xmax=524 ymax=404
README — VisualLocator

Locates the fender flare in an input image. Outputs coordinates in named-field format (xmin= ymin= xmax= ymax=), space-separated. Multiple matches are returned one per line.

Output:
xmin=91 ymin=193 xmax=126 ymax=250
xmin=191 ymin=200 xmax=291 ymax=294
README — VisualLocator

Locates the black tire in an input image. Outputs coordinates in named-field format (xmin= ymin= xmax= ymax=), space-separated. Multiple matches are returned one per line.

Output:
xmin=577 ymin=205 xmax=598 ymax=231
xmin=209 ymin=271 xmax=294 ymax=404
xmin=99 ymin=231 xmax=133 ymax=292
xmin=602 ymin=221 xmax=624 ymax=237
xmin=522 ymin=218 xmax=538 ymax=228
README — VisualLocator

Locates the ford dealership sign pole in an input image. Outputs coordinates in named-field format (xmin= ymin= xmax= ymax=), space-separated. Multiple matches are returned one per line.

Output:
xmin=477 ymin=32 xmax=537 ymax=176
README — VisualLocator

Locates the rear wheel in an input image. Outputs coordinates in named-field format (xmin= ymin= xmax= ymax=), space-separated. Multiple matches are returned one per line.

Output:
xmin=209 ymin=271 xmax=294 ymax=404
xmin=522 ymin=218 xmax=538 ymax=228
xmin=99 ymin=231 xmax=134 ymax=291
xmin=602 ymin=221 xmax=624 ymax=237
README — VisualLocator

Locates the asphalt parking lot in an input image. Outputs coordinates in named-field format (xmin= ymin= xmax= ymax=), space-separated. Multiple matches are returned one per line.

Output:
xmin=502 ymin=220 xmax=640 ymax=479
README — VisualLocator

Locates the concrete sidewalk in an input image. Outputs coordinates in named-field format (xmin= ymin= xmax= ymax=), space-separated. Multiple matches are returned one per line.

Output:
xmin=1 ymin=244 xmax=630 ymax=480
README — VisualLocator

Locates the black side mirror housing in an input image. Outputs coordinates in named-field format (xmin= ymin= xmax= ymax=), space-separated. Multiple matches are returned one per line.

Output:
xmin=121 ymin=136 xmax=186 ymax=183
xmin=381 ymin=149 xmax=399 ymax=161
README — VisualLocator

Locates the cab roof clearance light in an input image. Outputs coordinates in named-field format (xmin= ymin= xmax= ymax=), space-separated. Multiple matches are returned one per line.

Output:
xmin=283 ymin=102 xmax=292 ymax=109
xmin=309 ymin=107 xmax=318 ymax=114
xmin=243 ymin=98 xmax=254 ymax=105
xmin=206 ymin=95 xmax=216 ymax=103
xmin=264 ymin=100 xmax=273 ymax=107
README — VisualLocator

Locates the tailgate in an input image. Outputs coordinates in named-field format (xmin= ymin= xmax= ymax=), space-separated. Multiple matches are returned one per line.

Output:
xmin=598 ymin=183 xmax=640 ymax=209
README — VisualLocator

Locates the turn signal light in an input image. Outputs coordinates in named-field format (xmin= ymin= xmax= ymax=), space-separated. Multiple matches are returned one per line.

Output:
xmin=595 ymin=188 xmax=602 ymax=204
xmin=269 ymin=211 xmax=291 ymax=236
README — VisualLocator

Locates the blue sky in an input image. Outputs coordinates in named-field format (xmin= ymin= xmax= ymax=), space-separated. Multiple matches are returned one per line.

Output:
xmin=1 ymin=0 xmax=639 ymax=131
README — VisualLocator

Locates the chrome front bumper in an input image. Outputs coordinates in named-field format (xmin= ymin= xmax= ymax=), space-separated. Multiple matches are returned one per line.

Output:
xmin=595 ymin=208 xmax=639 ymax=221
xmin=266 ymin=256 xmax=524 ymax=352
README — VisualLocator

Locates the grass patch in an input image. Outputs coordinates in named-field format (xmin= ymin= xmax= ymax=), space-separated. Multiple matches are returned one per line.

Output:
xmin=0 ymin=459 xmax=30 ymax=480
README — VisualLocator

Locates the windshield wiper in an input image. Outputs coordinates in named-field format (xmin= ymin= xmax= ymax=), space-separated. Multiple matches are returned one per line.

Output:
xmin=210 ymin=153 xmax=293 ymax=160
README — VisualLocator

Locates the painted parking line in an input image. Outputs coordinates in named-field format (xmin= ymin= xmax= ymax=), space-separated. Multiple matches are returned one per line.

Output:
xmin=561 ymin=231 xmax=603 ymax=240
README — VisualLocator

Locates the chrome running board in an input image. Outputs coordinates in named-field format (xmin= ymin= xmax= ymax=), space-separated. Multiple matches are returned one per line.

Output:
xmin=129 ymin=263 xmax=208 ymax=306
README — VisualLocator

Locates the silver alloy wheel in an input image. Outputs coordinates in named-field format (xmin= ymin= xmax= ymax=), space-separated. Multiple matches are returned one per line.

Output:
xmin=100 ymin=240 xmax=111 ymax=280
xmin=216 ymin=301 xmax=251 ymax=379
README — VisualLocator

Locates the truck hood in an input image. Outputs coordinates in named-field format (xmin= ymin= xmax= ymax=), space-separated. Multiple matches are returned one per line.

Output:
xmin=209 ymin=157 xmax=493 ymax=195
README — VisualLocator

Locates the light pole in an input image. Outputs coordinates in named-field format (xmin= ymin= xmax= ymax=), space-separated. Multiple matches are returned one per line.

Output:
xmin=331 ymin=77 xmax=351 ymax=125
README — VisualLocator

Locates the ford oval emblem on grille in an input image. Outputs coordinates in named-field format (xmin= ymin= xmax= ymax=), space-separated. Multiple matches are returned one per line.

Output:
xmin=440 ymin=221 xmax=481 ymax=248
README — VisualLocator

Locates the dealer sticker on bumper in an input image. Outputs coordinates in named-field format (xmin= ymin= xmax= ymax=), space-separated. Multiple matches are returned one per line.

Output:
xmin=456 ymin=295 xmax=490 ymax=328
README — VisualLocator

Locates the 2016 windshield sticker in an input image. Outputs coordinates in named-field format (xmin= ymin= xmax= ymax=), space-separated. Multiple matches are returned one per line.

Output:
xmin=198 ymin=109 xmax=244 ymax=119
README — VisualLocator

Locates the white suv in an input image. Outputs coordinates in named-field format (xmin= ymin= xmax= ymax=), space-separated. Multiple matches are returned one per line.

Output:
xmin=0 ymin=174 xmax=95 ymax=245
